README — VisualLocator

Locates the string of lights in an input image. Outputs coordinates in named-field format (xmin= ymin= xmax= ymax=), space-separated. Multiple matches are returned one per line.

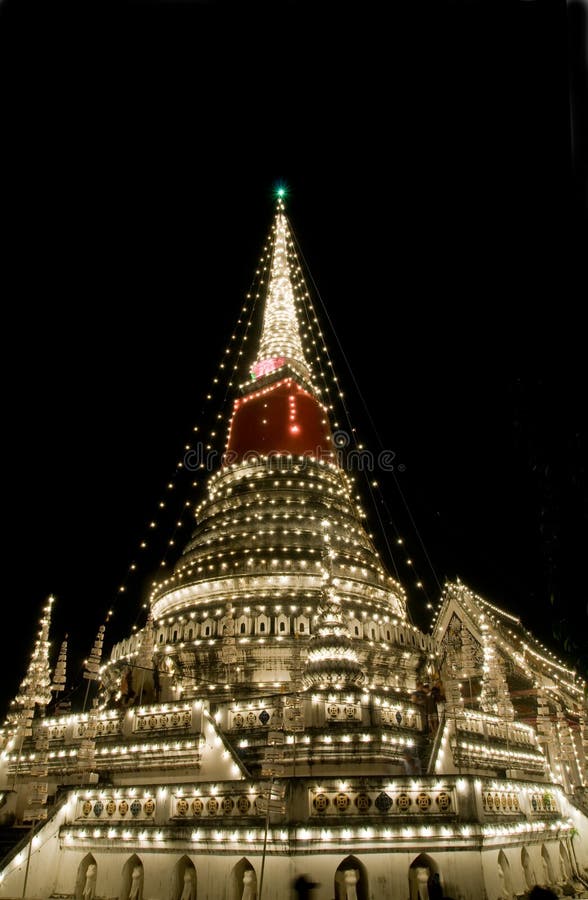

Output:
xmin=288 ymin=212 xmax=438 ymax=617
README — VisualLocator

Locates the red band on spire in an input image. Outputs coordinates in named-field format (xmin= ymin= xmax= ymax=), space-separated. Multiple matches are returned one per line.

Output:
xmin=224 ymin=379 xmax=335 ymax=465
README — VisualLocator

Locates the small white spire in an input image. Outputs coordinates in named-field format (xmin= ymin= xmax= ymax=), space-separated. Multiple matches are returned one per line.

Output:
xmin=135 ymin=609 xmax=155 ymax=670
xmin=13 ymin=595 xmax=55 ymax=721
xmin=84 ymin=624 xmax=106 ymax=681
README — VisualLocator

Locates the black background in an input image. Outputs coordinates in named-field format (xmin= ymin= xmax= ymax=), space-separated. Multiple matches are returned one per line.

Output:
xmin=1 ymin=0 xmax=586 ymax=716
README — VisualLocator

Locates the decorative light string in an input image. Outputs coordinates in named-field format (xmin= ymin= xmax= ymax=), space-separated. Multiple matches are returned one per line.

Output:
xmin=431 ymin=580 xmax=585 ymax=788
xmin=431 ymin=581 xmax=585 ymax=691
xmin=286 ymin=213 xmax=439 ymax=617
xmin=123 ymin=287 xmax=259 ymax=606
xmin=68 ymin=225 xmax=279 ymax=683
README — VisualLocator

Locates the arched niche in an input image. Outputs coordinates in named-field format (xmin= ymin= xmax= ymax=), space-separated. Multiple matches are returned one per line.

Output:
xmin=229 ymin=858 xmax=256 ymax=900
xmin=75 ymin=853 xmax=97 ymax=900
xmin=497 ymin=849 xmax=514 ymax=899
xmin=409 ymin=853 xmax=441 ymax=900
xmin=521 ymin=847 xmax=536 ymax=890
xmin=172 ymin=856 xmax=196 ymax=900
xmin=334 ymin=855 xmax=368 ymax=900
xmin=121 ymin=854 xmax=144 ymax=900
xmin=541 ymin=845 xmax=556 ymax=886
xmin=559 ymin=841 xmax=573 ymax=880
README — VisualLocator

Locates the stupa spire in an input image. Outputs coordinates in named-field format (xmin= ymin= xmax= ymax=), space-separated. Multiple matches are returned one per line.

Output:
xmin=226 ymin=197 xmax=334 ymax=464
xmin=250 ymin=198 xmax=312 ymax=387
xmin=303 ymin=522 xmax=365 ymax=688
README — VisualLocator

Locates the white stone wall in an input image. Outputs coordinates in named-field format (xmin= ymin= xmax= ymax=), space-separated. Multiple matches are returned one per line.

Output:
xmin=3 ymin=831 xmax=588 ymax=900
xmin=3 ymin=774 xmax=588 ymax=900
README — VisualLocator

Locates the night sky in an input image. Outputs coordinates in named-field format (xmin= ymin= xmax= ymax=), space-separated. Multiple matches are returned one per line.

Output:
xmin=2 ymin=0 xmax=586 ymax=717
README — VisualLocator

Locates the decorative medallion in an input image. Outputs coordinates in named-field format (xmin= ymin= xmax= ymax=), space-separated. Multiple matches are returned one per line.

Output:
xmin=176 ymin=799 xmax=189 ymax=817
xmin=313 ymin=794 xmax=330 ymax=812
xmin=246 ymin=712 xmax=257 ymax=726
xmin=375 ymin=792 xmax=393 ymax=813
xmin=334 ymin=793 xmax=350 ymax=811
xmin=222 ymin=797 xmax=235 ymax=814
xmin=417 ymin=792 xmax=432 ymax=811
xmin=130 ymin=800 xmax=142 ymax=818
xmin=118 ymin=800 xmax=129 ymax=817
xmin=233 ymin=714 xmax=244 ymax=728
xmin=507 ymin=794 xmax=513 ymax=810
xmin=144 ymin=799 xmax=155 ymax=817
xmin=48 ymin=725 xmax=66 ymax=741
xmin=355 ymin=793 xmax=372 ymax=812
xmin=106 ymin=799 xmax=116 ymax=817
xmin=93 ymin=801 xmax=104 ymax=817
xmin=207 ymin=797 xmax=219 ymax=815
xmin=396 ymin=792 xmax=411 ymax=811
xmin=531 ymin=795 xmax=538 ymax=811
xmin=500 ymin=794 xmax=507 ymax=809
xmin=237 ymin=795 xmax=251 ymax=814
xmin=82 ymin=800 xmax=92 ymax=817
xmin=192 ymin=799 xmax=203 ymax=816
xmin=171 ymin=712 xmax=181 ymax=727
xmin=486 ymin=793 xmax=494 ymax=810
xmin=436 ymin=792 xmax=451 ymax=812
xmin=327 ymin=705 xmax=338 ymax=717
xmin=512 ymin=795 xmax=519 ymax=811
xmin=259 ymin=710 xmax=270 ymax=726
xmin=395 ymin=711 xmax=403 ymax=725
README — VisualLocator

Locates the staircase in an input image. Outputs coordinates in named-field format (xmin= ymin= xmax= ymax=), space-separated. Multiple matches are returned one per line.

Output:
xmin=425 ymin=712 xmax=446 ymax=774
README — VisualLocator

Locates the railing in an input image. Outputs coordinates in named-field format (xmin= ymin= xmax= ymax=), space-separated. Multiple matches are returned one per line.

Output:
xmin=426 ymin=711 xmax=446 ymax=774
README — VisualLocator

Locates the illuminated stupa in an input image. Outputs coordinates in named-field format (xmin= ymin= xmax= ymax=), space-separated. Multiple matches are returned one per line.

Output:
xmin=0 ymin=196 xmax=586 ymax=900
